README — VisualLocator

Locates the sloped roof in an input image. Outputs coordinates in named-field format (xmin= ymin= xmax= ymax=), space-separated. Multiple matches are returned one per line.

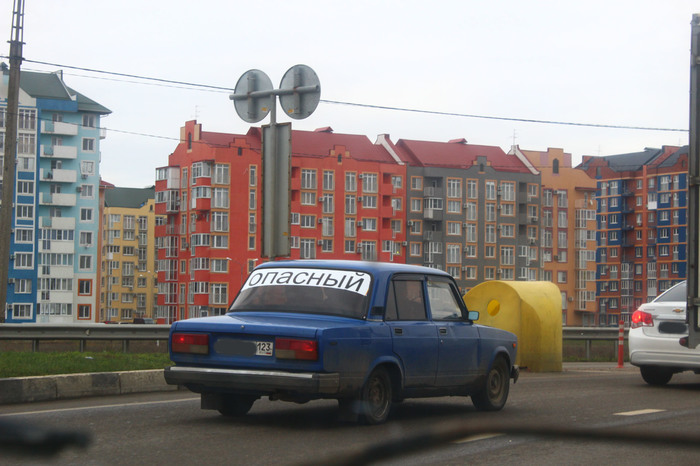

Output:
xmin=292 ymin=129 xmax=395 ymax=162
xmin=578 ymin=147 xmax=663 ymax=172
xmin=244 ymin=127 xmax=395 ymax=163
xmin=13 ymin=67 xmax=111 ymax=114
xmin=104 ymin=186 xmax=155 ymax=208
xmin=199 ymin=131 xmax=240 ymax=148
xmin=655 ymin=145 xmax=688 ymax=169
xmin=396 ymin=139 xmax=531 ymax=172
xmin=68 ymin=87 xmax=112 ymax=114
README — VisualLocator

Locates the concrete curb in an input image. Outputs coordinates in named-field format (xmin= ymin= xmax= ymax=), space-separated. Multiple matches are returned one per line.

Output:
xmin=0 ymin=363 xmax=638 ymax=405
xmin=0 ymin=369 xmax=180 ymax=405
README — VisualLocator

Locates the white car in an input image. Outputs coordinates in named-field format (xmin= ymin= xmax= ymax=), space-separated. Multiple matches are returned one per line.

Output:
xmin=629 ymin=281 xmax=700 ymax=385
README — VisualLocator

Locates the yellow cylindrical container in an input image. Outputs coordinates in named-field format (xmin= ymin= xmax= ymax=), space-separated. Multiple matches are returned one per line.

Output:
xmin=463 ymin=281 xmax=562 ymax=372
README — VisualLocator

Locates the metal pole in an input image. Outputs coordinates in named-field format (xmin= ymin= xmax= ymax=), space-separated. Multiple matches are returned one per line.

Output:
xmin=687 ymin=14 xmax=700 ymax=348
xmin=0 ymin=0 xmax=25 ymax=323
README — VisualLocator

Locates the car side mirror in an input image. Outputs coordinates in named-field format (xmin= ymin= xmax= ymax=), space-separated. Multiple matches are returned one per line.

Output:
xmin=369 ymin=306 xmax=385 ymax=319
xmin=468 ymin=310 xmax=479 ymax=321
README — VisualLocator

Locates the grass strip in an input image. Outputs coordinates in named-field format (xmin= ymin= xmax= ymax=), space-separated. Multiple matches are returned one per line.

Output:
xmin=0 ymin=352 xmax=172 ymax=378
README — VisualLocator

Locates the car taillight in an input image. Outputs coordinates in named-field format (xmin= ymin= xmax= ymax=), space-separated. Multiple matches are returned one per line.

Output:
xmin=630 ymin=310 xmax=654 ymax=329
xmin=172 ymin=333 xmax=209 ymax=354
xmin=275 ymin=338 xmax=318 ymax=361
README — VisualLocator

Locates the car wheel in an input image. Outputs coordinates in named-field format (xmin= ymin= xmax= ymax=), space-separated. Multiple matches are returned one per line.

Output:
xmin=218 ymin=395 xmax=256 ymax=417
xmin=640 ymin=366 xmax=674 ymax=386
xmin=358 ymin=367 xmax=392 ymax=425
xmin=472 ymin=357 xmax=510 ymax=411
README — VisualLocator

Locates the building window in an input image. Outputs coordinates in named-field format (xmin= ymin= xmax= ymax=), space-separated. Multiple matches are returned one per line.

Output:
xmin=411 ymin=176 xmax=423 ymax=191
xmin=345 ymin=172 xmax=357 ymax=192
xmin=78 ymin=279 xmax=92 ymax=296
xmin=14 ymin=253 xmax=33 ymax=268
xmin=80 ymin=208 xmax=93 ymax=222
xmin=82 ymin=138 xmax=95 ymax=152
xmin=79 ymin=255 xmax=92 ymax=270
xmin=19 ymin=109 xmax=36 ymax=130
xmin=80 ymin=231 xmax=92 ymax=247
xmin=13 ymin=304 xmax=32 ymax=319
xmin=361 ymin=173 xmax=378 ymax=193
xmin=82 ymin=114 xmax=96 ymax=128
xmin=323 ymin=170 xmax=334 ymax=190
xmin=301 ymin=169 xmax=317 ymax=189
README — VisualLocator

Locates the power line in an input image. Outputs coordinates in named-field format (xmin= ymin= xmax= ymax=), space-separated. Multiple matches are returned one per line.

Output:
xmin=6 ymin=56 xmax=689 ymax=134
xmin=322 ymin=100 xmax=689 ymax=133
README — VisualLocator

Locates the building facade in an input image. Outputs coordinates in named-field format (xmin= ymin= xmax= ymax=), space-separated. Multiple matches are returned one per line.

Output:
xmin=100 ymin=186 xmax=159 ymax=323
xmin=513 ymin=146 xmax=597 ymax=326
xmin=396 ymin=139 xmax=540 ymax=292
xmin=1 ymin=66 xmax=110 ymax=323
xmin=154 ymin=122 xmax=409 ymax=322
xmin=577 ymin=146 xmax=688 ymax=325
xmin=155 ymin=122 xmax=555 ymax=322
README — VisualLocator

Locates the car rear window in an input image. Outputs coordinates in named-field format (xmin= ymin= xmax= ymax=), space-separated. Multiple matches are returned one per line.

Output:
xmin=654 ymin=282 xmax=687 ymax=302
xmin=230 ymin=267 xmax=372 ymax=319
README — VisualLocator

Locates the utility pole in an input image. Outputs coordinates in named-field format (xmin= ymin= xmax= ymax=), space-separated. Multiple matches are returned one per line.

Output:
xmin=0 ymin=0 xmax=25 ymax=323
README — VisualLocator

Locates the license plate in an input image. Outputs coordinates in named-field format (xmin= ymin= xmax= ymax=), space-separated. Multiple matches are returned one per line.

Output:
xmin=255 ymin=341 xmax=273 ymax=356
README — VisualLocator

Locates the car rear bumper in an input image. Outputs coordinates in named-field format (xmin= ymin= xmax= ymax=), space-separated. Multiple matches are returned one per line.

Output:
xmin=629 ymin=328 xmax=700 ymax=369
xmin=629 ymin=350 xmax=700 ymax=369
xmin=164 ymin=366 xmax=340 ymax=395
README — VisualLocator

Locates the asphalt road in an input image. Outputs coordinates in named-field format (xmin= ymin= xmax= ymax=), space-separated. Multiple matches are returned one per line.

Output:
xmin=2 ymin=364 xmax=700 ymax=465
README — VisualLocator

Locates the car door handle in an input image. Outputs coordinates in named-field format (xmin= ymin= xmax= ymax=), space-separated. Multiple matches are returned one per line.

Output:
xmin=439 ymin=327 xmax=447 ymax=335
xmin=394 ymin=328 xmax=403 ymax=335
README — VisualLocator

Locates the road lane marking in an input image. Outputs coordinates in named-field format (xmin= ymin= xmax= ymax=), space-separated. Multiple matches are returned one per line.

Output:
xmin=454 ymin=433 xmax=504 ymax=443
xmin=0 ymin=396 xmax=199 ymax=417
xmin=614 ymin=409 xmax=665 ymax=416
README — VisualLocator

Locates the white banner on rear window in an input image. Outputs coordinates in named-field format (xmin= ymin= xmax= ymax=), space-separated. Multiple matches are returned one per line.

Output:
xmin=242 ymin=268 xmax=371 ymax=296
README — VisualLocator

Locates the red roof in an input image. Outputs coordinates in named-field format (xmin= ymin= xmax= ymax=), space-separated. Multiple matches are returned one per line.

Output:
xmin=395 ymin=139 xmax=531 ymax=173
xmin=246 ymin=127 xmax=396 ymax=163
xmin=199 ymin=131 xmax=240 ymax=148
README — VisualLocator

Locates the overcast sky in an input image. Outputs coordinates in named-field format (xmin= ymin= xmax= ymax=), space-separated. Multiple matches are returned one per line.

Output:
xmin=4 ymin=0 xmax=698 ymax=187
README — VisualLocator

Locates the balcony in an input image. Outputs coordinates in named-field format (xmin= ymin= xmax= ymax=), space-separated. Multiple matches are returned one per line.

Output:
xmin=41 ymin=216 xmax=76 ymax=229
xmin=380 ymin=203 xmax=396 ymax=218
xmin=423 ymin=187 xmax=444 ymax=197
xmin=38 ymin=264 xmax=73 ymax=278
xmin=423 ymin=208 xmax=443 ymax=221
xmin=191 ymin=197 xmax=211 ymax=211
xmin=39 ymin=192 xmax=77 ymax=207
xmin=41 ymin=144 xmax=77 ymax=159
xmin=42 ymin=120 xmax=78 ymax=136
xmin=41 ymin=168 xmax=77 ymax=183
xmin=39 ymin=240 xmax=74 ymax=254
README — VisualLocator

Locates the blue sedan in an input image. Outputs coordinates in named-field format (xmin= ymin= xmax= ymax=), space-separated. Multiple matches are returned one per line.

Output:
xmin=164 ymin=260 xmax=519 ymax=424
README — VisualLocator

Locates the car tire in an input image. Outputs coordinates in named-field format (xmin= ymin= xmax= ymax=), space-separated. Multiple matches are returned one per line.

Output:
xmin=358 ymin=367 xmax=392 ymax=425
xmin=472 ymin=356 xmax=510 ymax=411
xmin=218 ymin=395 xmax=256 ymax=417
xmin=640 ymin=366 xmax=674 ymax=386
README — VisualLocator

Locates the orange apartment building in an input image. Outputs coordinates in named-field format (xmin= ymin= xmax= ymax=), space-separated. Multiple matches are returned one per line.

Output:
xmin=511 ymin=146 xmax=597 ymax=326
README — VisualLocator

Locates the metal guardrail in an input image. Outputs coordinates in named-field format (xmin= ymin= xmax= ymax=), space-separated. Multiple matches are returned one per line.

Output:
xmin=563 ymin=327 xmax=628 ymax=360
xmin=0 ymin=324 xmax=171 ymax=353
xmin=0 ymin=324 xmax=625 ymax=358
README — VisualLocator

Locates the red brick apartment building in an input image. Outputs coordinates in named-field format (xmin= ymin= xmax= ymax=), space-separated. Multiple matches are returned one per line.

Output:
xmin=154 ymin=121 xmax=408 ymax=322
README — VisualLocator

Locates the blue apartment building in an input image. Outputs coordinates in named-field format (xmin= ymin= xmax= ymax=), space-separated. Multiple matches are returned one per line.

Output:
xmin=1 ymin=65 xmax=110 ymax=323
xmin=578 ymin=146 xmax=688 ymax=325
